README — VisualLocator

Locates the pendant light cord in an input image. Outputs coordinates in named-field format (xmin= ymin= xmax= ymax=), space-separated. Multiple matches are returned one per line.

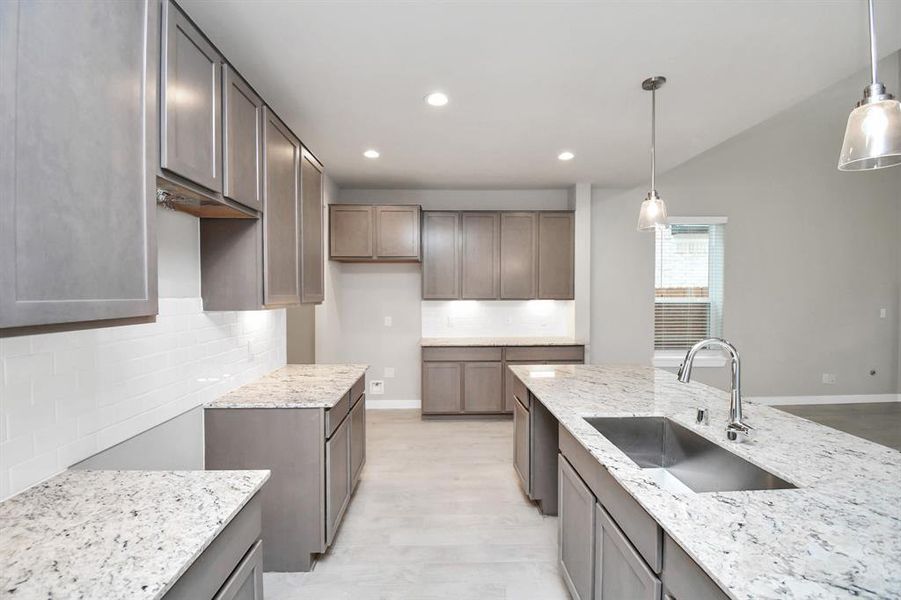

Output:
xmin=868 ymin=0 xmax=878 ymax=85
xmin=651 ymin=87 xmax=656 ymax=193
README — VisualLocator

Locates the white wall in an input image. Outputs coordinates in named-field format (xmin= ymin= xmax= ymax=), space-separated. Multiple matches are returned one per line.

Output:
xmin=316 ymin=188 xmax=572 ymax=406
xmin=590 ymin=54 xmax=901 ymax=397
xmin=0 ymin=207 xmax=286 ymax=500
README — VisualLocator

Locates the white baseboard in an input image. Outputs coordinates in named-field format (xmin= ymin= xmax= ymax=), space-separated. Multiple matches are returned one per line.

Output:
xmin=365 ymin=398 xmax=421 ymax=409
xmin=749 ymin=393 xmax=901 ymax=406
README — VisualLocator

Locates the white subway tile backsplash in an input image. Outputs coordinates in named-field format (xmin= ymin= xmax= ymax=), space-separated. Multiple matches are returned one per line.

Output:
xmin=421 ymin=300 xmax=575 ymax=338
xmin=0 ymin=299 xmax=286 ymax=500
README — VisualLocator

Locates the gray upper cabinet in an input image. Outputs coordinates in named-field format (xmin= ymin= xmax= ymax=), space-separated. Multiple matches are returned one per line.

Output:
xmin=161 ymin=0 xmax=222 ymax=193
xmin=500 ymin=212 xmax=538 ymax=299
xmin=262 ymin=108 xmax=301 ymax=307
xmin=538 ymin=212 xmax=575 ymax=299
xmin=222 ymin=64 xmax=263 ymax=212
xmin=0 ymin=0 xmax=158 ymax=330
xmin=461 ymin=212 xmax=500 ymax=299
xmin=375 ymin=205 xmax=421 ymax=260
xmin=330 ymin=205 xmax=374 ymax=259
xmin=300 ymin=151 xmax=324 ymax=304
xmin=422 ymin=212 xmax=461 ymax=299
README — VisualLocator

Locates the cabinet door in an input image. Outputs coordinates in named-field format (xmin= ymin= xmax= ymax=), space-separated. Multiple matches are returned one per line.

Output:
xmin=422 ymin=212 xmax=461 ymax=299
xmin=421 ymin=362 xmax=462 ymax=414
xmin=300 ymin=151 xmax=324 ymax=303
xmin=262 ymin=108 xmax=300 ymax=306
xmin=326 ymin=415 xmax=351 ymax=546
xmin=513 ymin=396 xmax=530 ymax=494
xmin=375 ymin=205 xmax=421 ymax=259
xmin=0 ymin=0 xmax=158 ymax=329
xmin=222 ymin=65 xmax=263 ymax=211
xmin=161 ymin=0 xmax=222 ymax=192
xmin=350 ymin=394 xmax=366 ymax=489
xmin=461 ymin=212 xmax=500 ymax=299
xmin=538 ymin=212 xmax=575 ymax=300
xmin=559 ymin=457 xmax=596 ymax=600
xmin=330 ymin=205 xmax=374 ymax=258
xmin=596 ymin=504 xmax=661 ymax=600
xmin=500 ymin=212 xmax=538 ymax=299
xmin=463 ymin=362 xmax=503 ymax=413
xmin=213 ymin=540 xmax=264 ymax=600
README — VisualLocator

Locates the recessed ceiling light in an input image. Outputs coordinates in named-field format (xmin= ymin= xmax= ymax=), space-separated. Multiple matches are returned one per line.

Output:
xmin=558 ymin=151 xmax=575 ymax=161
xmin=363 ymin=149 xmax=380 ymax=159
xmin=425 ymin=92 xmax=449 ymax=107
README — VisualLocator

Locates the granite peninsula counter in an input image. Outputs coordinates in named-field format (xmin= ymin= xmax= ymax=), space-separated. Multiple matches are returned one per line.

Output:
xmin=510 ymin=364 xmax=901 ymax=600
xmin=0 ymin=469 xmax=269 ymax=600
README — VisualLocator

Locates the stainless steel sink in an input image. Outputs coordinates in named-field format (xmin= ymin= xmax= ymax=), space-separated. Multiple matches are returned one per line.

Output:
xmin=585 ymin=417 xmax=796 ymax=493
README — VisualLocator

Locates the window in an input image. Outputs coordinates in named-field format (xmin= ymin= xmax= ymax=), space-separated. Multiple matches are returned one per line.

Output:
xmin=653 ymin=218 xmax=726 ymax=366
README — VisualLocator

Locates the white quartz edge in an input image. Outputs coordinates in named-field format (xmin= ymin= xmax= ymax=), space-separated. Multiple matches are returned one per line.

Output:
xmin=206 ymin=364 xmax=369 ymax=409
xmin=510 ymin=364 xmax=901 ymax=600
xmin=420 ymin=336 xmax=584 ymax=347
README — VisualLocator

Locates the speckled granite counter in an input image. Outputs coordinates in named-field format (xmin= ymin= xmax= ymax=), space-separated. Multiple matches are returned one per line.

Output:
xmin=0 ymin=469 xmax=269 ymax=600
xmin=510 ymin=364 xmax=901 ymax=600
xmin=420 ymin=336 xmax=584 ymax=347
xmin=206 ymin=364 xmax=368 ymax=409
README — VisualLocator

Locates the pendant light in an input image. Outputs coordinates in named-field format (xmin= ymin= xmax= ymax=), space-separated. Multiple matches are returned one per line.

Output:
xmin=638 ymin=76 xmax=669 ymax=231
xmin=837 ymin=0 xmax=901 ymax=171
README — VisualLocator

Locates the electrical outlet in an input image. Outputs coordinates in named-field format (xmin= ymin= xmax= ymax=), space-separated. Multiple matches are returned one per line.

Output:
xmin=384 ymin=367 xmax=395 ymax=378
xmin=384 ymin=316 xmax=393 ymax=327
xmin=822 ymin=373 xmax=837 ymax=385
xmin=370 ymin=380 xmax=385 ymax=395
xmin=880 ymin=308 xmax=887 ymax=319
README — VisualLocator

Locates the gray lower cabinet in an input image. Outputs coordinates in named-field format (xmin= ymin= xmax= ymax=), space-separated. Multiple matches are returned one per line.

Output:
xmin=161 ymin=0 xmax=222 ymax=193
xmin=0 ymin=0 xmax=158 ymax=330
xmin=350 ymin=394 xmax=367 ymax=488
xmin=559 ymin=456 xmax=596 ymax=600
xmin=421 ymin=362 xmax=463 ymax=414
xmin=262 ymin=108 xmax=301 ymax=306
xmin=326 ymin=412 xmax=351 ymax=546
xmin=513 ymin=395 xmax=530 ymax=493
xmin=463 ymin=362 xmax=503 ymax=413
xmin=595 ymin=504 xmax=661 ymax=600
xmin=461 ymin=212 xmax=500 ymax=299
xmin=422 ymin=212 xmax=461 ymax=299
xmin=538 ymin=212 xmax=575 ymax=299
xmin=163 ymin=494 xmax=263 ymax=600
xmin=300 ymin=151 xmax=324 ymax=304
xmin=222 ymin=64 xmax=264 ymax=212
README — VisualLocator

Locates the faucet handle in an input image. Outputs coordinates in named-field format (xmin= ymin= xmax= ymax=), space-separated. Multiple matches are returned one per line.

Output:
xmin=695 ymin=408 xmax=709 ymax=425
xmin=726 ymin=420 xmax=753 ymax=442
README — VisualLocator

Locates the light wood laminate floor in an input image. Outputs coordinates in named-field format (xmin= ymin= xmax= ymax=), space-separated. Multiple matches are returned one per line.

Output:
xmin=265 ymin=409 xmax=568 ymax=600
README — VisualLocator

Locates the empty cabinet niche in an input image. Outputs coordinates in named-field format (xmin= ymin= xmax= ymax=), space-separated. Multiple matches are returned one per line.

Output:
xmin=422 ymin=210 xmax=574 ymax=300
xmin=1 ymin=0 xmax=158 ymax=330
xmin=329 ymin=204 xmax=421 ymax=262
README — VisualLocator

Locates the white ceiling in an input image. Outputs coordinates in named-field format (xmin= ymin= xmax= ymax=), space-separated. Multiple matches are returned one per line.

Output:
xmin=181 ymin=0 xmax=901 ymax=189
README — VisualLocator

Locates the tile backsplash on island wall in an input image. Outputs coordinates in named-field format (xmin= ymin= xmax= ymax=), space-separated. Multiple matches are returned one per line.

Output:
xmin=0 ymin=299 xmax=286 ymax=500
xmin=422 ymin=300 xmax=575 ymax=338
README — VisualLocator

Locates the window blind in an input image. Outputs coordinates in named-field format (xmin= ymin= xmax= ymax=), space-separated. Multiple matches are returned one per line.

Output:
xmin=654 ymin=223 xmax=725 ymax=350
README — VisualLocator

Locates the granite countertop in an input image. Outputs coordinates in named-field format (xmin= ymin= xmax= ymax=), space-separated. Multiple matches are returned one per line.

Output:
xmin=206 ymin=363 xmax=369 ymax=409
xmin=420 ymin=336 xmax=584 ymax=347
xmin=510 ymin=364 xmax=901 ymax=600
xmin=0 ymin=469 xmax=269 ymax=600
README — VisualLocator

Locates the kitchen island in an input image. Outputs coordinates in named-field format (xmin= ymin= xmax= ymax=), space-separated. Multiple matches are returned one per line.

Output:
xmin=0 ymin=469 xmax=269 ymax=600
xmin=205 ymin=364 xmax=368 ymax=572
xmin=510 ymin=364 xmax=901 ymax=600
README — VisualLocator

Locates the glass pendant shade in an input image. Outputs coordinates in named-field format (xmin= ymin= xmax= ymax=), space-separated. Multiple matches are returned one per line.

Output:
xmin=838 ymin=98 xmax=901 ymax=171
xmin=637 ymin=191 xmax=668 ymax=231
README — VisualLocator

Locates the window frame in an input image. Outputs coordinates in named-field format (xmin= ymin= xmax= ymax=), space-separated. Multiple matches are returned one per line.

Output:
xmin=652 ymin=216 xmax=728 ymax=369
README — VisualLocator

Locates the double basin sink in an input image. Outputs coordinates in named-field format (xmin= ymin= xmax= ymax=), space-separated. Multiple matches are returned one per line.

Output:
xmin=585 ymin=416 xmax=795 ymax=493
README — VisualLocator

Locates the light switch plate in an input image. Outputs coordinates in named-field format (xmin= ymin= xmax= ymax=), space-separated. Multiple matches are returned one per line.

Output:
xmin=822 ymin=373 xmax=837 ymax=385
xmin=880 ymin=308 xmax=887 ymax=319
xmin=370 ymin=380 xmax=385 ymax=395
xmin=384 ymin=316 xmax=393 ymax=327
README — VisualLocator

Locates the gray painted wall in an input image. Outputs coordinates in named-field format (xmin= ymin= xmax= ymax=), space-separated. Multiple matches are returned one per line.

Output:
xmin=590 ymin=53 xmax=901 ymax=397
xmin=74 ymin=407 xmax=204 ymax=470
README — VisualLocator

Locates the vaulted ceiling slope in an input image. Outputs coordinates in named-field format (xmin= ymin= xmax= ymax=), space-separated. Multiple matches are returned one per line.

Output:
xmin=181 ymin=0 xmax=901 ymax=189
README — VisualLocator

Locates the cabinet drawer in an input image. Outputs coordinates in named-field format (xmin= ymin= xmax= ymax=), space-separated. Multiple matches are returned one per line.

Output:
xmin=559 ymin=425 xmax=662 ymax=573
xmin=422 ymin=346 xmax=503 ymax=362
xmin=596 ymin=504 xmax=661 ymax=600
xmin=504 ymin=346 xmax=584 ymax=362
xmin=662 ymin=535 xmax=728 ymax=600
xmin=213 ymin=540 xmax=263 ymax=600
xmin=351 ymin=376 xmax=365 ymax=406
xmin=325 ymin=392 xmax=350 ymax=439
